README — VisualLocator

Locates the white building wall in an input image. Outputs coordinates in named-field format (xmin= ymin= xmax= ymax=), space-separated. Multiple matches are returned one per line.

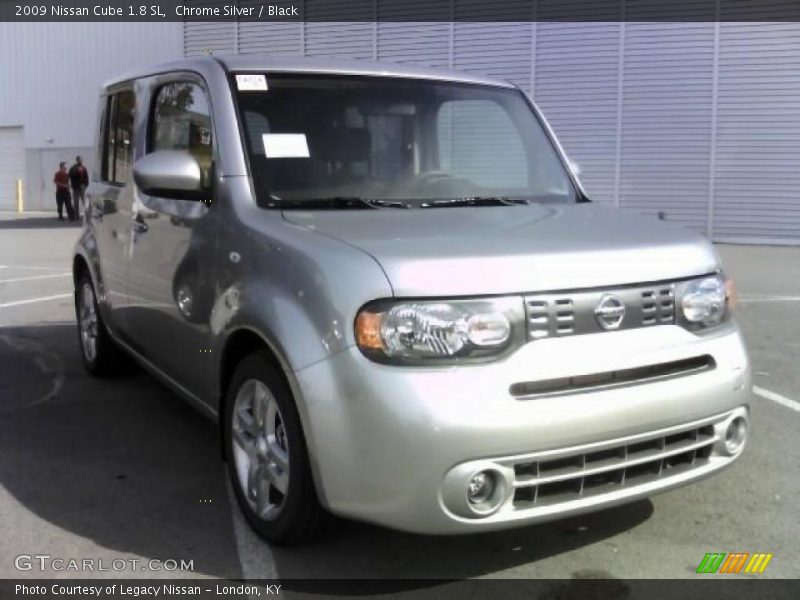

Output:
xmin=0 ymin=22 xmax=183 ymax=209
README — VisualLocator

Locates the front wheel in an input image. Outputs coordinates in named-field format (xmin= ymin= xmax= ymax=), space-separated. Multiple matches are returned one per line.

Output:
xmin=75 ymin=270 xmax=122 ymax=376
xmin=224 ymin=352 xmax=328 ymax=544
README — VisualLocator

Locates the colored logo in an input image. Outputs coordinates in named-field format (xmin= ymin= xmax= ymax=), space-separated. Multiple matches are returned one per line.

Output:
xmin=696 ymin=552 xmax=773 ymax=574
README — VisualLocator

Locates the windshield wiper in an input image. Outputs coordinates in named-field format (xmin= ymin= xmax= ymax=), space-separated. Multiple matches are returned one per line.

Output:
xmin=267 ymin=195 xmax=530 ymax=210
xmin=269 ymin=196 xmax=411 ymax=210
xmin=420 ymin=196 xmax=531 ymax=208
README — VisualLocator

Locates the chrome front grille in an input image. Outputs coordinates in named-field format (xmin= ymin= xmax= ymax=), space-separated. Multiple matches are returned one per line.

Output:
xmin=525 ymin=283 xmax=676 ymax=340
xmin=440 ymin=409 xmax=747 ymax=524
xmin=641 ymin=288 xmax=676 ymax=326
xmin=510 ymin=423 xmax=716 ymax=509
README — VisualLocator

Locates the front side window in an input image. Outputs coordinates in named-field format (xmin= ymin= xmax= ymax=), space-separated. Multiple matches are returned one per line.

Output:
xmin=150 ymin=82 xmax=214 ymax=186
xmin=235 ymin=74 xmax=574 ymax=206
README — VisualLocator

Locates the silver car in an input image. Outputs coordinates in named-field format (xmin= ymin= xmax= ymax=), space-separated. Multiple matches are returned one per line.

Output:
xmin=73 ymin=55 xmax=750 ymax=544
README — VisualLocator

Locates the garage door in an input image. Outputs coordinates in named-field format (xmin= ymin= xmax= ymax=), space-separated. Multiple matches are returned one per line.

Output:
xmin=0 ymin=127 xmax=25 ymax=211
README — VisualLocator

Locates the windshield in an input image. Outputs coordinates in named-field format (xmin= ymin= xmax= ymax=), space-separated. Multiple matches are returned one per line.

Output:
xmin=234 ymin=74 xmax=576 ymax=207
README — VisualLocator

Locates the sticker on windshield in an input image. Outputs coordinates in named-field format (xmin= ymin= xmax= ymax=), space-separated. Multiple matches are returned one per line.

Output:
xmin=236 ymin=74 xmax=268 ymax=91
xmin=262 ymin=134 xmax=310 ymax=158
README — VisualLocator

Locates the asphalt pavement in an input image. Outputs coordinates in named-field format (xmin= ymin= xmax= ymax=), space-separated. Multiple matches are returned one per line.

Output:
xmin=0 ymin=211 xmax=797 ymax=582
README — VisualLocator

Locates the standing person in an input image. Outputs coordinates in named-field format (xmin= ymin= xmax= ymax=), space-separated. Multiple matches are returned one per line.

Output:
xmin=53 ymin=162 xmax=75 ymax=221
xmin=68 ymin=155 xmax=89 ymax=219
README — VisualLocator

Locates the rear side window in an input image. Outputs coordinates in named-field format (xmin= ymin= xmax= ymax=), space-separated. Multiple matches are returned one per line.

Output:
xmin=101 ymin=90 xmax=135 ymax=185
xmin=150 ymin=82 xmax=214 ymax=186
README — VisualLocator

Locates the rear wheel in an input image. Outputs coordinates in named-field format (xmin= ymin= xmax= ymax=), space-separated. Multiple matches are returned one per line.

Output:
xmin=224 ymin=351 xmax=327 ymax=544
xmin=75 ymin=270 xmax=122 ymax=376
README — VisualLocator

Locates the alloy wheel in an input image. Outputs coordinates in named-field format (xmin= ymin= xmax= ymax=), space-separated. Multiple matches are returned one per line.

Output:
xmin=79 ymin=282 xmax=99 ymax=363
xmin=231 ymin=379 xmax=290 ymax=521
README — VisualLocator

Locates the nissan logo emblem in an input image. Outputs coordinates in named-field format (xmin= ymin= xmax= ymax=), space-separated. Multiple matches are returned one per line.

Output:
xmin=595 ymin=294 xmax=626 ymax=330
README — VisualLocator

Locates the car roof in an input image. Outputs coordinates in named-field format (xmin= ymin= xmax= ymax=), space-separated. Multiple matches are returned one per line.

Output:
xmin=102 ymin=53 xmax=517 ymax=90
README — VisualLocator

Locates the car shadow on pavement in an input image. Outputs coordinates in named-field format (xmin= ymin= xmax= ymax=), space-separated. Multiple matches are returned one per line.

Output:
xmin=0 ymin=322 xmax=241 ymax=579
xmin=269 ymin=502 xmax=653 ymax=582
xmin=0 ymin=322 xmax=654 ymax=583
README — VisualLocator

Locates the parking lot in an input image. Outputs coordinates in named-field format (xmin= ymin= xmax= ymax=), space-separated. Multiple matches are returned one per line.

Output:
xmin=0 ymin=211 xmax=798 ymax=582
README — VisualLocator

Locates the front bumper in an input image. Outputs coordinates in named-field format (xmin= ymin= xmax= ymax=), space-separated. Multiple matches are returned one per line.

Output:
xmin=294 ymin=321 xmax=750 ymax=534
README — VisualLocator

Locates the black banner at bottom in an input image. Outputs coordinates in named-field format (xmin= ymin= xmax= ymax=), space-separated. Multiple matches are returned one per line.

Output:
xmin=1 ymin=579 xmax=799 ymax=600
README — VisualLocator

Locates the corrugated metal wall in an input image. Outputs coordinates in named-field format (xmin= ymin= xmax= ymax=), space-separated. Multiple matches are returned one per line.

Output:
xmin=619 ymin=20 xmax=716 ymax=233
xmin=715 ymin=20 xmax=800 ymax=242
xmin=184 ymin=1 xmax=800 ymax=244
xmin=534 ymin=20 xmax=622 ymax=210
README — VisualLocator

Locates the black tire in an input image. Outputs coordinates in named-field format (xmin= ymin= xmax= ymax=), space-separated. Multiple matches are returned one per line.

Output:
xmin=224 ymin=351 xmax=328 ymax=544
xmin=75 ymin=269 xmax=123 ymax=377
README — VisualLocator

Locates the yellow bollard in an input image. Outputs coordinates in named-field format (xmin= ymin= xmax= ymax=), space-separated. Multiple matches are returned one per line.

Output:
xmin=15 ymin=179 xmax=24 ymax=213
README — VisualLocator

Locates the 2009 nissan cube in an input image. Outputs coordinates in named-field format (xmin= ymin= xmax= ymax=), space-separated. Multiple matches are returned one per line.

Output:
xmin=73 ymin=55 xmax=750 ymax=544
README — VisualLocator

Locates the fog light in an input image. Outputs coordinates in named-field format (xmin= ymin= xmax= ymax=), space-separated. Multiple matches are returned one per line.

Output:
xmin=443 ymin=463 xmax=511 ymax=518
xmin=725 ymin=417 xmax=747 ymax=454
xmin=467 ymin=471 xmax=494 ymax=504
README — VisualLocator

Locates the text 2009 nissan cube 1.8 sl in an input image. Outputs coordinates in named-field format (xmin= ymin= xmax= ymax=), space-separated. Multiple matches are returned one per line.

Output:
xmin=73 ymin=55 xmax=750 ymax=544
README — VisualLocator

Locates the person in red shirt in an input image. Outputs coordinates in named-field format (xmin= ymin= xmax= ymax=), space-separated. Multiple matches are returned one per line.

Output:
xmin=53 ymin=162 xmax=75 ymax=221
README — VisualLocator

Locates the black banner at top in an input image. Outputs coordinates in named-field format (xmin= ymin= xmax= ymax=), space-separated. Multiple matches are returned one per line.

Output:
xmin=2 ymin=0 xmax=800 ymax=22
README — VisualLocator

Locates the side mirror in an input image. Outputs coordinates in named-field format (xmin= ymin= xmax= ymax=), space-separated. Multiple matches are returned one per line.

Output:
xmin=133 ymin=150 xmax=207 ymax=201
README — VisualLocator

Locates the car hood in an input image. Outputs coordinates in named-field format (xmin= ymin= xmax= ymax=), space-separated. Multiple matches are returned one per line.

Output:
xmin=282 ymin=204 xmax=720 ymax=296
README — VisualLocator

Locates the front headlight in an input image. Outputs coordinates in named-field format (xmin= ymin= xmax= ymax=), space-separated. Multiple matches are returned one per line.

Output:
xmin=677 ymin=274 xmax=731 ymax=329
xmin=355 ymin=298 xmax=524 ymax=364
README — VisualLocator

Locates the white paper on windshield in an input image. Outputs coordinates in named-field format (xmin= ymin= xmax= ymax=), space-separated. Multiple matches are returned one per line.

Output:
xmin=263 ymin=134 xmax=310 ymax=158
xmin=236 ymin=74 xmax=268 ymax=91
